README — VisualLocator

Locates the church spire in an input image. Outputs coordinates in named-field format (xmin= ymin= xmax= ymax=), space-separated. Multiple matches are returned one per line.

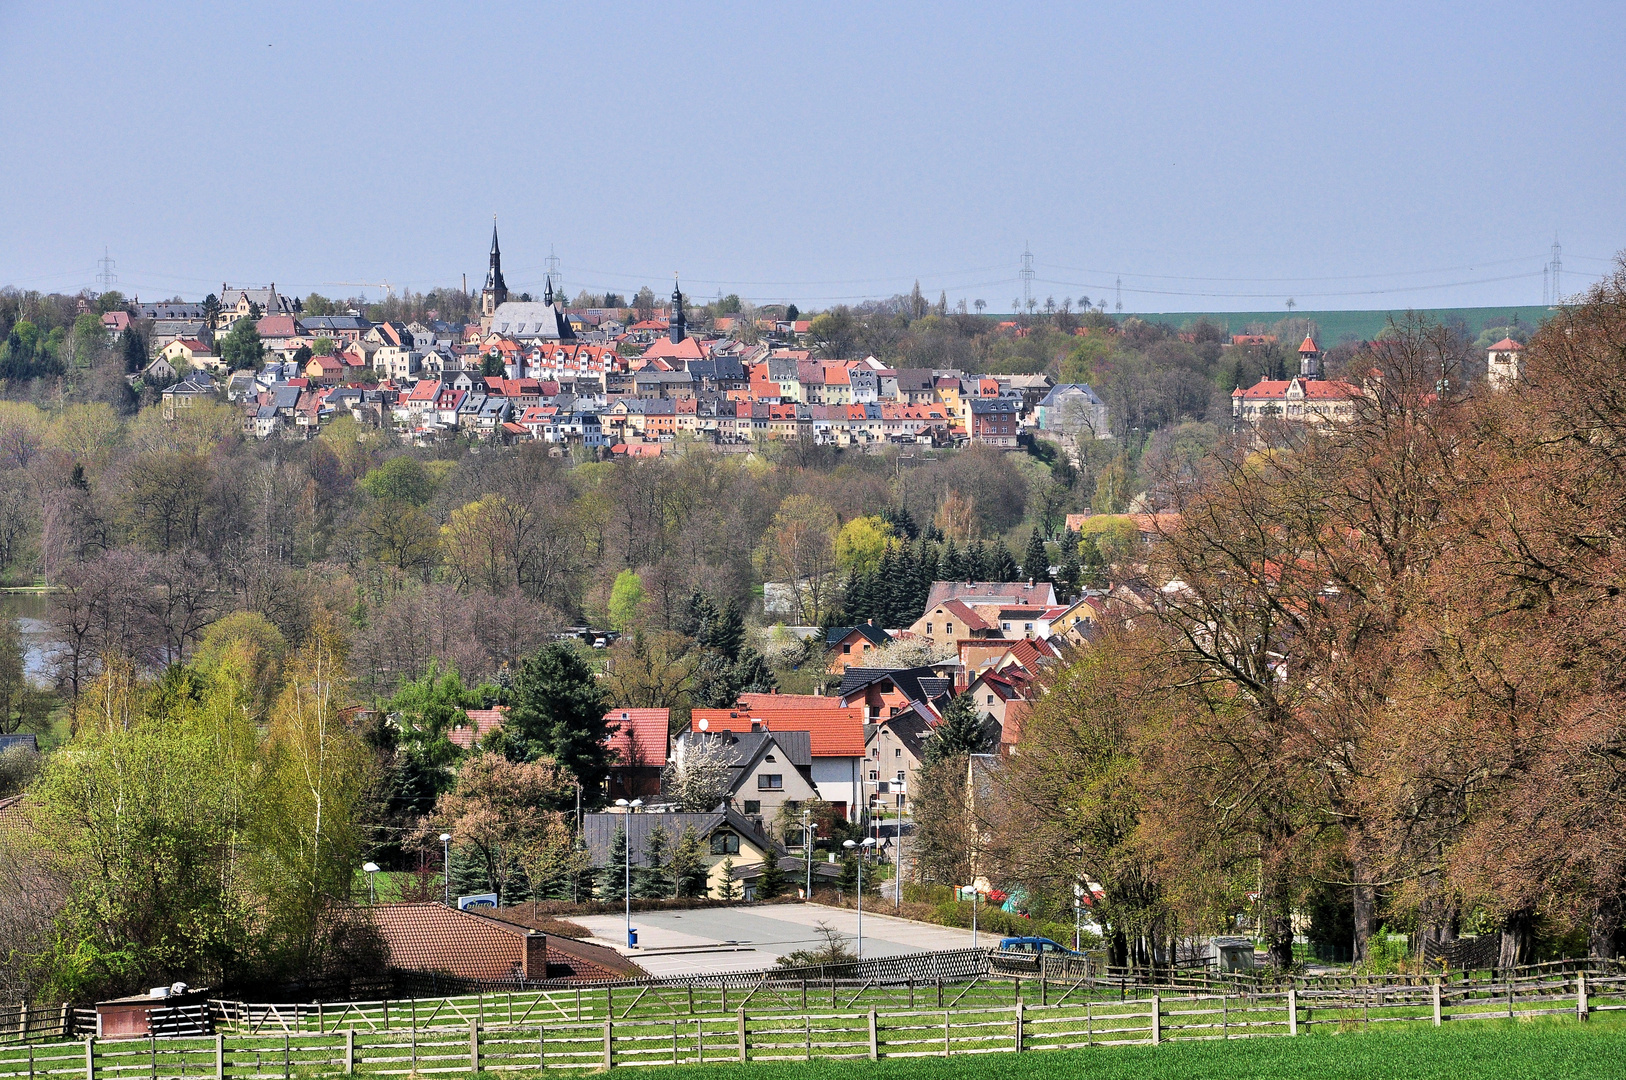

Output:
xmin=669 ymin=274 xmax=686 ymax=343
xmin=480 ymin=215 xmax=508 ymax=322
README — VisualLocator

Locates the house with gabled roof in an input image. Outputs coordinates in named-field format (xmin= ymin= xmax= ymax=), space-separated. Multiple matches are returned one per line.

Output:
xmin=669 ymin=725 xmax=818 ymax=827
xmin=836 ymin=666 xmax=955 ymax=723
xmin=604 ymin=708 xmax=671 ymax=801
xmin=692 ymin=705 xmax=868 ymax=823
xmin=908 ymin=598 xmax=999 ymax=650
xmin=825 ymin=622 xmax=891 ymax=674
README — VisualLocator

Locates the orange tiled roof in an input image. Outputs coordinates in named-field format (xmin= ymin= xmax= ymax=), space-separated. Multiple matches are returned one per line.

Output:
xmin=604 ymin=708 xmax=671 ymax=769
xmin=691 ymin=706 xmax=867 ymax=757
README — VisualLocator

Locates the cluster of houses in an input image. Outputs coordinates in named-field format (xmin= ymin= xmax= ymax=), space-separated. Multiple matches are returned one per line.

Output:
xmin=132 ymin=231 xmax=1114 ymax=453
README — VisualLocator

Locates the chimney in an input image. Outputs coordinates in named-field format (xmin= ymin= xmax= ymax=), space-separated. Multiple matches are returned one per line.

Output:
xmin=522 ymin=931 xmax=548 ymax=979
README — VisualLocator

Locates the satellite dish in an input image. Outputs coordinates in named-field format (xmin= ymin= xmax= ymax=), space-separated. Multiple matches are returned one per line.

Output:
xmin=697 ymin=718 xmax=709 ymax=731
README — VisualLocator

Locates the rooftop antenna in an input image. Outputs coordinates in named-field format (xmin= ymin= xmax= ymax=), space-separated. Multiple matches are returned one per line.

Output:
xmin=95 ymin=247 xmax=117 ymax=293
xmin=1020 ymin=243 xmax=1035 ymax=314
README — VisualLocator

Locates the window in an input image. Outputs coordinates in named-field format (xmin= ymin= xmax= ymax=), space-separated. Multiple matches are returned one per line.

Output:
xmin=758 ymin=774 xmax=783 ymax=790
xmin=1002 ymin=622 xmax=1011 ymax=631
xmin=894 ymin=748 xmax=901 ymax=757
xmin=1025 ymin=623 xmax=1034 ymax=633
xmin=987 ymin=694 xmax=995 ymax=705
xmin=896 ymin=771 xmax=905 ymax=783
xmin=709 ymin=832 xmax=740 ymax=855
xmin=765 ymin=754 xmax=776 ymax=762
xmin=924 ymin=624 xmax=932 ymax=635
xmin=843 ymin=643 xmax=852 ymax=653
xmin=743 ymin=800 xmax=761 ymax=815
xmin=869 ymin=770 xmax=879 ymax=781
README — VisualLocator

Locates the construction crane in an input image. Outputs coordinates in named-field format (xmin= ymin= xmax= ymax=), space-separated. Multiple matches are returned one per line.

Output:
xmin=324 ymin=281 xmax=395 ymax=298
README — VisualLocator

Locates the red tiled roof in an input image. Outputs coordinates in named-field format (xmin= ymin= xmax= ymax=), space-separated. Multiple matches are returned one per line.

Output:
xmin=370 ymin=902 xmax=541 ymax=981
xmin=604 ymin=708 xmax=670 ymax=769
xmin=1298 ymin=333 xmax=1319 ymax=354
xmin=449 ymin=707 xmax=506 ymax=749
xmin=1488 ymin=337 xmax=1524 ymax=352
xmin=1233 ymin=378 xmax=1359 ymax=400
xmin=692 ymin=706 xmax=867 ymax=757
xmin=736 ymin=693 xmax=841 ymax=710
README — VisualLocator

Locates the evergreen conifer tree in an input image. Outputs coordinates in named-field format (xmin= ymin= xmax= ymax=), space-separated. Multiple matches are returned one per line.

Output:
xmin=757 ymin=844 xmax=788 ymax=899
xmin=989 ymin=538 xmax=1019 ymax=582
xmin=634 ymin=825 xmax=671 ymax=898
xmin=669 ymin=826 xmax=708 ymax=897
xmin=712 ymin=597 xmax=746 ymax=661
xmin=715 ymin=857 xmax=740 ymax=900
xmin=940 ymin=538 xmax=963 ymax=582
xmin=924 ymin=692 xmax=989 ymax=763
xmin=968 ymin=540 xmax=988 ymax=581
xmin=597 ymin=824 xmax=629 ymax=900
xmin=1022 ymin=530 xmax=1051 ymax=583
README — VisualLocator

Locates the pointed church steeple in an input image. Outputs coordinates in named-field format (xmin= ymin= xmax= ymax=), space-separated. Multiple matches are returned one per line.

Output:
xmin=669 ymin=274 xmax=686 ymax=343
xmin=544 ymin=275 xmax=554 ymax=306
xmin=481 ymin=215 xmax=508 ymax=322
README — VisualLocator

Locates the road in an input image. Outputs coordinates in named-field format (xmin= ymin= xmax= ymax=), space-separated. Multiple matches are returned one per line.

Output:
xmin=572 ymin=902 xmax=978 ymax=978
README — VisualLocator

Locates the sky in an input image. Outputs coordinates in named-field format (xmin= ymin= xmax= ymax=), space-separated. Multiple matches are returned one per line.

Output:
xmin=1 ymin=1 xmax=1621 ymax=314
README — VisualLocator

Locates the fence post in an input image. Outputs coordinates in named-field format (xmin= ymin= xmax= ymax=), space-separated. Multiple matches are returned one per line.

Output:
xmin=868 ymin=1009 xmax=878 ymax=1060
xmin=1287 ymin=990 xmax=1297 ymax=1036
xmin=1150 ymin=994 xmax=1160 ymax=1045
xmin=736 ymin=1008 xmax=746 ymax=1062
xmin=215 ymin=1033 xmax=225 ymax=1080
xmin=469 ymin=1018 xmax=480 ymax=1074
xmin=603 ymin=1016 xmax=612 ymax=1069
xmin=344 ymin=1027 xmax=354 ymax=1075
xmin=1432 ymin=979 xmax=1442 ymax=1027
xmin=1013 ymin=1001 xmax=1023 ymax=1053
xmin=316 ymin=1002 xmax=324 ymax=1035
xmin=84 ymin=1037 xmax=95 ymax=1080
xmin=1578 ymin=971 xmax=1588 ymax=1022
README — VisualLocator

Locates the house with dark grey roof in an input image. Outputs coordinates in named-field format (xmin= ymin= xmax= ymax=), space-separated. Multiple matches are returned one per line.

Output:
xmin=489 ymin=302 xmax=576 ymax=342
xmin=836 ymin=666 xmax=955 ymax=722
xmin=582 ymin=806 xmax=783 ymax=898
xmin=668 ymin=727 xmax=818 ymax=826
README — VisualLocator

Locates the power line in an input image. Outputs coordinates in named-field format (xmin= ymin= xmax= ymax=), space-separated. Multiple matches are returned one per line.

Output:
xmin=1032 ymin=269 xmax=1544 ymax=302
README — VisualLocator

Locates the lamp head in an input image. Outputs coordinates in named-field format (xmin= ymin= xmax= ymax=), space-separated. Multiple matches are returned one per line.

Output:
xmin=630 ymin=799 xmax=644 ymax=808
xmin=862 ymin=837 xmax=877 ymax=848
xmin=842 ymin=839 xmax=856 ymax=850
xmin=615 ymin=798 xmax=629 ymax=807
xmin=363 ymin=862 xmax=379 ymax=873
xmin=439 ymin=833 xmax=451 ymax=842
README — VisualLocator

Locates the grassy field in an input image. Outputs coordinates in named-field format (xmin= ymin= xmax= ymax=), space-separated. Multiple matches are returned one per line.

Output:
xmin=609 ymin=1015 xmax=1626 ymax=1080
xmin=1118 ymin=305 xmax=1552 ymax=343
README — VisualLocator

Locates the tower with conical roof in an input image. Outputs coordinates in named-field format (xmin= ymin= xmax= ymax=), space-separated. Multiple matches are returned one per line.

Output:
xmin=481 ymin=217 xmax=509 ymax=324
xmin=669 ymin=275 xmax=686 ymax=343
xmin=1297 ymin=332 xmax=1321 ymax=380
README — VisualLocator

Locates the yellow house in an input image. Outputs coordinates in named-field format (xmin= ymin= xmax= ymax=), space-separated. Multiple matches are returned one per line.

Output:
xmin=1049 ymin=595 xmax=1105 ymax=638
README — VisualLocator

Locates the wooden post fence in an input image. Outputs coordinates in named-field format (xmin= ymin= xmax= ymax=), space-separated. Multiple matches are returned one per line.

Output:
xmin=602 ymin=1016 xmax=612 ymax=1069
xmin=84 ymin=1037 xmax=94 ymax=1080
xmin=1578 ymin=971 xmax=1588 ymax=1022
xmin=736 ymin=1009 xmax=746 ymax=1062
xmin=868 ymin=1009 xmax=878 ymax=1060
xmin=344 ymin=1027 xmax=354 ymax=1075
xmin=1151 ymin=994 xmax=1161 ymax=1045
xmin=468 ymin=1019 xmax=479 ymax=1074
xmin=1014 ymin=1001 xmax=1024 ymax=1052
xmin=1432 ymin=979 xmax=1442 ymax=1026
xmin=214 ymin=1034 xmax=224 ymax=1080
xmin=1287 ymin=989 xmax=1297 ymax=1035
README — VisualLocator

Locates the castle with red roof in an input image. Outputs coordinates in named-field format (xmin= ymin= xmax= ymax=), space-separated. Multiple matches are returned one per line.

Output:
xmin=1231 ymin=333 xmax=1361 ymax=425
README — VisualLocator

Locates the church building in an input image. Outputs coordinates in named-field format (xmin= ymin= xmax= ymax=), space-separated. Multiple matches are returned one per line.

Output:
xmin=478 ymin=219 xmax=575 ymax=342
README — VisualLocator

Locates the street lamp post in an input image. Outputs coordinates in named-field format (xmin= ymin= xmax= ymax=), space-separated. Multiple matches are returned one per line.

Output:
xmin=615 ymin=798 xmax=642 ymax=947
xmin=801 ymin=807 xmax=813 ymax=901
xmin=363 ymin=862 xmax=380 ymax=905
xmin=439 ymin=833 xmax=452 ymax=906
xmin=843 ymin=837 xmax=877 ymax=958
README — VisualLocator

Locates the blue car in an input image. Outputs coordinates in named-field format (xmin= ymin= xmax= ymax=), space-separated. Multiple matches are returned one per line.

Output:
xmin=999 ymin=936 xmax=1074 ymax=955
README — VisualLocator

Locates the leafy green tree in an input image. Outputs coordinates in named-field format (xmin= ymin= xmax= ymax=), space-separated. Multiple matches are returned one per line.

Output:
xmin=924 ymin=692 xmax=988 ymax=764
xmin=505 ymin=643 xmax=612 ymax=799
xmin=0 ymin=618 xmax=50 ymax=735
xmin=757 ymin=843 xmax=788 ymax=899
xmin=608 ymin=570 xmax=645 ymax=631
xmin=311 ymin=336 xmax=336 ymax=356
xmin=361 ymin=455 xmax=434 ymax=506
xmin=219 ymin=317 xmax=264 ymax=370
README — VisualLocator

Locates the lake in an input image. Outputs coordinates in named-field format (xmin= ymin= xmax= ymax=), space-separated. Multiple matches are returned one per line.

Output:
xmin=0 ymin=590 xmax=53 ymax=686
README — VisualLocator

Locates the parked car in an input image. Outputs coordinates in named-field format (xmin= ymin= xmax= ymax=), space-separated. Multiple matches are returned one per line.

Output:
xmin=998 ymin=936 xmax=1075 ymax=955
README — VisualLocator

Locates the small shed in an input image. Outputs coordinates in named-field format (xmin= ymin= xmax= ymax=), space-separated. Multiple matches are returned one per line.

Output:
xmin=1210 ymin=936 xmax=1257 ymax=972
xmin=95 ymin=986 xmax=212 ymax=1039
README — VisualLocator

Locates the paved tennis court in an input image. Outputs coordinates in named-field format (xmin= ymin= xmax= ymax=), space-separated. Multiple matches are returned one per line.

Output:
xmin=572 ymin=902 xmax=978 ymax=978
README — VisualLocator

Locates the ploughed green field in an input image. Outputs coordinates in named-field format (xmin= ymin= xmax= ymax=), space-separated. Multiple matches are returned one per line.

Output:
xmin=608 ymin=1015 xmax=1626 ymax=1080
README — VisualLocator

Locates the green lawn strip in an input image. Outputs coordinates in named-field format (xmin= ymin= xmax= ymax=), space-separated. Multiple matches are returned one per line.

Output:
xmin=599 ymin=1016 xmax=1626 ymax=1080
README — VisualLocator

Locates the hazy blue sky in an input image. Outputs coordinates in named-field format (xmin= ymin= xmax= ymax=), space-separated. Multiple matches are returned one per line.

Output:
xmin=1 ymin=2 xmax=1620 ymax=313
